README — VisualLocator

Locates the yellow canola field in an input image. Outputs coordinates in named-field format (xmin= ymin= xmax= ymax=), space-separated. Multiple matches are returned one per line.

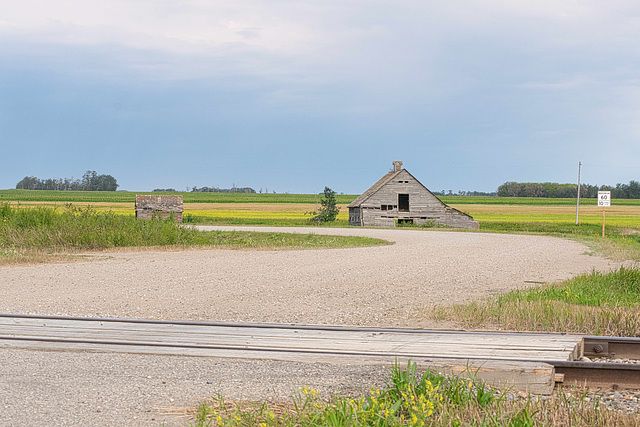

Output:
xmin=6 ymin=201 xmax=639 ymax=228
xmin=453 ymin=204 xmax=640 ymax=228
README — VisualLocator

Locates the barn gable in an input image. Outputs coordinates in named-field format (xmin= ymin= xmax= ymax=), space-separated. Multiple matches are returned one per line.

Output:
xmin=348 ymin=161 xmax=479 ymax=229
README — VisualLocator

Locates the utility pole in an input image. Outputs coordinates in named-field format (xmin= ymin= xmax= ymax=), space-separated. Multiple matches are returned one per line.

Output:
xmin=575 ymin=161 xmax=581 ymax=225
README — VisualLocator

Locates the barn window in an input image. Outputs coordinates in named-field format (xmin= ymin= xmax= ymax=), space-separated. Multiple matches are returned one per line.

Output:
xmin=398 ymin=194 xmax=409 ymax=212
xmin=381 ymin=205 xmax=393 ymax=211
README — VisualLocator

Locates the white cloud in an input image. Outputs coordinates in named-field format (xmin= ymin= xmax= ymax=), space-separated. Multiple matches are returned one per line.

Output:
xmin=3 ymin=1 xmax=639 ymax=80
xmin=0 ymin=1 xmax=324 ymax=54
xmin=2 ymin=0 xmax=640 ymax=120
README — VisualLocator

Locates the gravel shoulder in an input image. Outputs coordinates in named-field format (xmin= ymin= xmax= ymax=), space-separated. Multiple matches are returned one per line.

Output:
xmin=0 ymin=227 xmax=625 ymax=426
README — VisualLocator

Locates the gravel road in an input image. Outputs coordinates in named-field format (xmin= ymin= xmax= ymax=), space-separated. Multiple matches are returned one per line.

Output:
xmin=0 ymin=227 xmax=624 ymax=426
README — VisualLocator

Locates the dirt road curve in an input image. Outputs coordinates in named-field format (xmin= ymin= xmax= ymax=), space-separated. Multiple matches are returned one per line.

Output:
xmin=0 ymin=228 xmax=623 ymax=426
xmin=0 ymin=227 xmax=621 ymax=327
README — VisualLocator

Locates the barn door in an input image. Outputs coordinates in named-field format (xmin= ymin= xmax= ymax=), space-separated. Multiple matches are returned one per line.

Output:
xmin=398 ymin=194 xmax=409 ymax=212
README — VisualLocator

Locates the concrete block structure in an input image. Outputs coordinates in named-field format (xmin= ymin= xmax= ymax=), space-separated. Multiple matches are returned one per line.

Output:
xmin=135 ymin=195 xmax=184 ymax=222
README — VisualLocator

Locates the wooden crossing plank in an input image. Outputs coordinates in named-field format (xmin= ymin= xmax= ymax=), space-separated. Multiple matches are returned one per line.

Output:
xmin=0 ymin=316 xmax=579 ymax=348
xmin=0 ymin=324 xmax=579 ymax=353
xmin=0 ymin=317 xmax=583 ymax=347
xmin=0 ymin=317 xmax=583 ymax=361
xmin=0 ymin=325 xmax=581 ymax=360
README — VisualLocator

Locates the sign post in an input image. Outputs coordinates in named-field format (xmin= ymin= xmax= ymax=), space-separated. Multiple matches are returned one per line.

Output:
xmin=598 ymin=191 xmax=611 ymax=237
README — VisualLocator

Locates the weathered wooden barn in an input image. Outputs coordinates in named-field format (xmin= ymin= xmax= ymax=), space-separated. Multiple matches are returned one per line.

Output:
xmin=135 ymin=195 xmax=184 ymax=222
xmin=348 ymin=161 xmax=479 ymax=229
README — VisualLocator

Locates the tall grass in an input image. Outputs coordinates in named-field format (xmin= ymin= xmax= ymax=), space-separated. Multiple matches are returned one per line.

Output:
xmin=0 ymin=204 xmax=388 ymax=256
xmin=189 ymin=361 xmax=638 ymax=426
xmin=432 ymin=267 xmax=640 ymax=336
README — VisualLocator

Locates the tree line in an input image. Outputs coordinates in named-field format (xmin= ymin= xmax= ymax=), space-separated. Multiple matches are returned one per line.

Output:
xmin=16 ymin=171 xmax=119 ymax=191
xmin=497 ymin=180 xmax=640 ymax=199
xmin=153 ymin=186 xmax=257 ymax=193
xmin=189 ymin=186 xmax=256 ymax=193
xmin=432 ymin=190 xmax=497 ymax=197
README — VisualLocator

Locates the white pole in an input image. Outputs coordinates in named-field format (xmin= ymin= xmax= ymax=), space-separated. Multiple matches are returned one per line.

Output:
xmin=575 ymin=161 xmax=581 ymax=225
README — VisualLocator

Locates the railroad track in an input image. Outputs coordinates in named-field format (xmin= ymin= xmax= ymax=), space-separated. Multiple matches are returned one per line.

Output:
xmin=557 ymin=336 xmax=640 ymax=389
xmin=1 ymin=313 xmax=639 ymax=392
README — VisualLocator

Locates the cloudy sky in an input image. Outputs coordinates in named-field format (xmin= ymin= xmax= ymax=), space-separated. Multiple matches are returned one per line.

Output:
xmin=1 ymin=1 xmax=639 ymax=193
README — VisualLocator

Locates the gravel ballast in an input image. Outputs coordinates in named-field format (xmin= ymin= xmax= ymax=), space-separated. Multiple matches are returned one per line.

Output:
xmin=0 ymin=227 xmax=625 ymax=425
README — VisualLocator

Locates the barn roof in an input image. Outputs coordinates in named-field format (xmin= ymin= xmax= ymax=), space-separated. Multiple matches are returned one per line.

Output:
xmin=347 ymin=169 xmax=403 ymax=208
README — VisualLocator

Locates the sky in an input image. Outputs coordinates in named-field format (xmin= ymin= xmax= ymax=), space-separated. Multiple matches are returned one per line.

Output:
xmin=1 ymin=1 xmax=639 ymax=194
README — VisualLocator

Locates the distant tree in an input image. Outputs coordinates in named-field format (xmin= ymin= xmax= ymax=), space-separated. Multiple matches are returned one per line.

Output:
xmin=190 ymin=186 xmax=255 ymax=193
xmin=629 ymin=180 xmax=640 ymax=199
xmin=16 ymin=176 xmax=39 ymax=190
xmin=308 ymin=187 xmax=340 ymax=224
xmin=16 ymin=171 xmax=118 ymax=191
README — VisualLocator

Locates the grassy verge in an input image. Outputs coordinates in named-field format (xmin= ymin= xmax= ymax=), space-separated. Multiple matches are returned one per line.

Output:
xmin=188 ymin=362 xmax=637 ymax=426
xmin=478 ymin=222 xmax=640 ymax=261
xmin=0 ymin=204 xmax=389 ymax=266
xmin=183 ymin=213 xmax=351 ymax=228
xmin=429 ymin=267 xmax=640 ymax=336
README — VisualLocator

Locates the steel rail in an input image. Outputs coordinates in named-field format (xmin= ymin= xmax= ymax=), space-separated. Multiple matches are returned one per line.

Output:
xmin=583 ymin=335 xmax=640 ymax=360
xmin=0 ymin=313 xmax=579 ymax=337
xmin=549 ymin=361 xmax=640 ymax=389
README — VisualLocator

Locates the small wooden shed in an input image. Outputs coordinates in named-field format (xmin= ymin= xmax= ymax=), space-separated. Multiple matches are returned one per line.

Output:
xmin=348 ymin=161 xmax=479 ymax=229
xmin=135 ymin=195 xmax=184 ymax=222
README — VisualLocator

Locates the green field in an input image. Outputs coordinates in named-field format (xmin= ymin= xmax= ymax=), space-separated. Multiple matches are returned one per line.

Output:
xmin=3 ymin=189 xmax=640 ymax=206
xmin=0 ymin=189 xmax=357 ymax=204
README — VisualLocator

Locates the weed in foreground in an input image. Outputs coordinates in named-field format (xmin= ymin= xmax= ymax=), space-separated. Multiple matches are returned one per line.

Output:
xmin=187 ymin=361 xmax=639 ymax=426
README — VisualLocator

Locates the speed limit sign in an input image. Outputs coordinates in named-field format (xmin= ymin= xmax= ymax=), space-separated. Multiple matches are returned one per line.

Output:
xmin=598 ymin=191 xmax=611 ymax=207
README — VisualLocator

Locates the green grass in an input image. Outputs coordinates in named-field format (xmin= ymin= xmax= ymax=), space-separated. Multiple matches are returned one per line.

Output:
xmin=0 ymin=204 xmax=389 ymax=265
xmin=189 ymin=361 xmax=637 ymax=426
xmin=500 ymin=267 xmax=640 ymax=307
xmin=431 ymin=267 xmax=640 ymax=336
xmin=183 ymin=213 xmax=351 ymax=228
xmin=479 ymin=222 xmax=640 ymax=261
